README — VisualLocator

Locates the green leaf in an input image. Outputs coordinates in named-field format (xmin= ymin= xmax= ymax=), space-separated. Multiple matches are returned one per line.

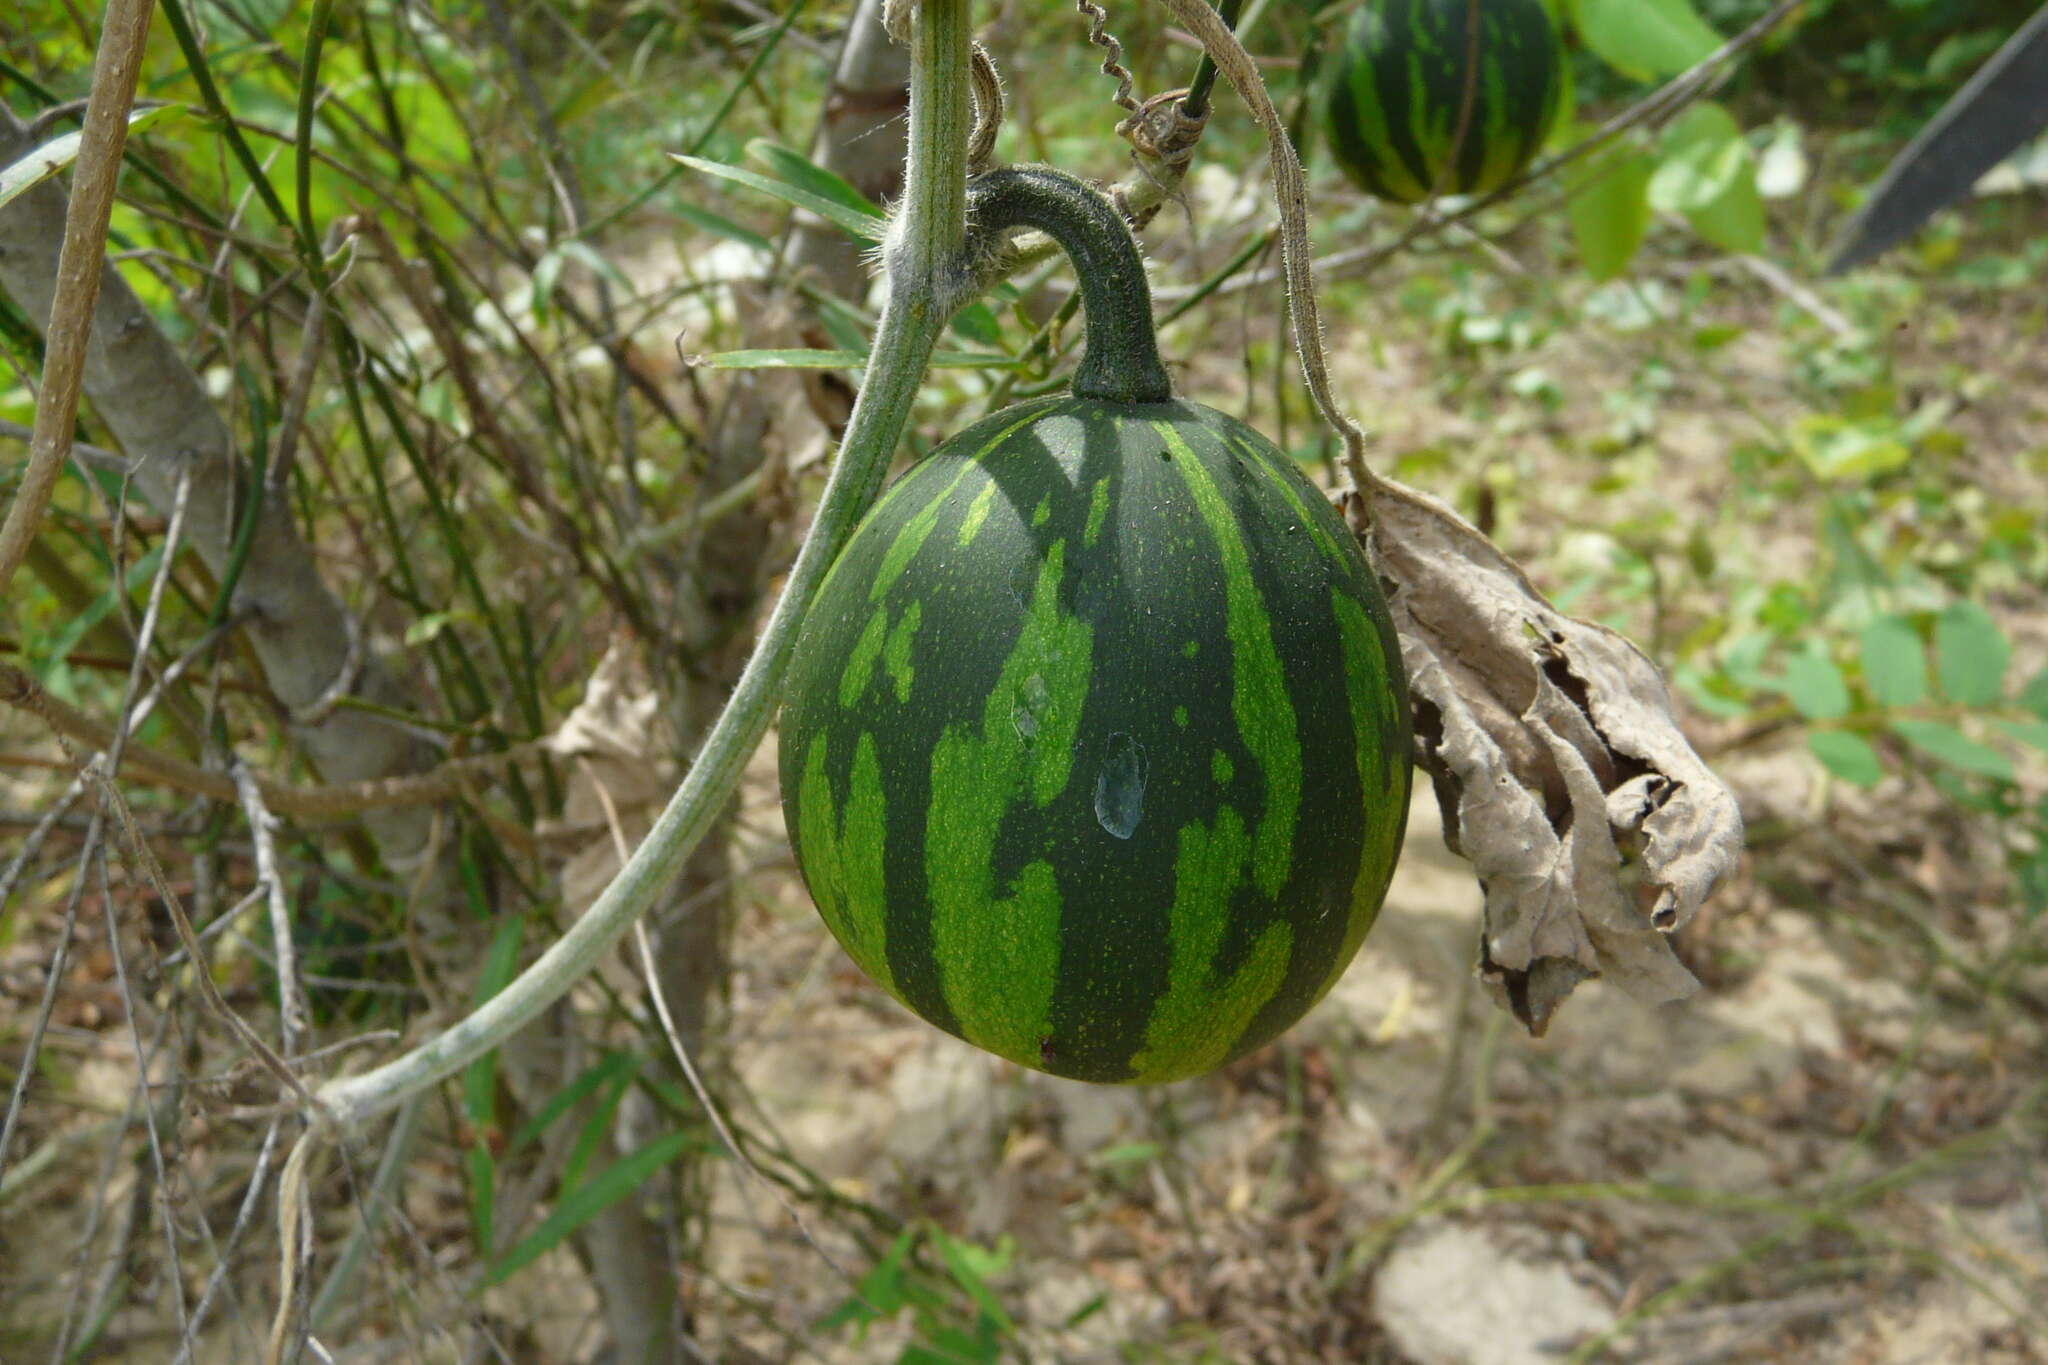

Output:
xmin=2022 ymin=668 xmax=2048 ymax=719
xmin=1932 ymin=602 xmax=2009 ymax=707
xmin=485 ymin=1130 xmax=698 ymax=1284
xmin=463 ymin=915 xmax=526 ymax=1120
xmin=1997 ymin=719 xmax=2048 ymax=753
xmin=0 ymin=106 xmax=186 ymax=213
xmin=1650 ymin=105 xmax=1750 ymax=212
xmin=404 ymin=610 xmax=459 ymax=647
xmin=810 ymin=293 xmax=876 ymax=354
xmin=560 ymin=1068 xmax=635 ymax=1195
xmin=1790 ymin=416 xmax=1910 ymax=482
xmin=668 ymin=154 xmax=885 ymax=242
xmin=1860 ymin=615 xmax=1928 ymax=708
xmin=672 ymin=202 xmax=775 ymax=255
xmin=472 ymin=916 xmax=525 ymax=1001
xmin=552 ymin=239 xmax=630 ymax=289
xmin=1566 ymin=147 xmax=1654 ymax=281
xmin=745 ymin=139 xmax=884 ymax=220
xmin=507 ymin=1052 xmax=640 ymax=1154
xmin=1779 ymin=643 xmax=1849 ymax=721
xmin=902 ymin=1342 xmax=993 ymax=1365
xmin=820 ymin=1228 xmax=918 ymax=1330
xmin=1652 ymin=104 xmax=1763 ymax=253
xmin=1889 ymin=720 xmax=2014 ymax=780
xmin=1087 ymin=1141 xmax=1163 ymax=1168
xmin=951 ymin=302 xmax=1005 ymax=347
xmin=466 ymin=1143 xmax=496 ymax=1252
xmin=1574 ymin=0 xmax=1723 ymax=80
xmin=1682 ymin=170 xmax=1764 ymax=254
xmin=933 ymin=1231 xmax=1016 ymax=1335
xmin=1808 ymin=731 xmax=1884 ymax=787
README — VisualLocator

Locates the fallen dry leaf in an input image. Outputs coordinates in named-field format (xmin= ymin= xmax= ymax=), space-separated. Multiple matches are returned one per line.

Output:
xmin=1346 ymin=476 xmax=1745 ymax=1035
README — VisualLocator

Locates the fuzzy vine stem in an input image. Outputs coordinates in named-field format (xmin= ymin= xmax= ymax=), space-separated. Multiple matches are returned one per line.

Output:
xmin=1147 ymin=0 xmax=1378 ymax=494
xmin=968 ymin=167 xmax=1171 ymax=404
xmin=313 ymin=0 xmax=976 ymax=1130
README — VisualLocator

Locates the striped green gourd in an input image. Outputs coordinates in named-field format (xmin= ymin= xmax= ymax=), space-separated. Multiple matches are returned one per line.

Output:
xmin=1322 ymin=0 xmax=1564 ymax=205
xmin=778 ymin=167 xmax=1411 ymax=1085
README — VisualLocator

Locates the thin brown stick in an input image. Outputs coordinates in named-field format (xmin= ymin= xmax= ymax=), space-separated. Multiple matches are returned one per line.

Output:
xmin=0 ymin=661 xmax=547 ymax=817
xmin=0 ymin=0 xmax=157 ymax=600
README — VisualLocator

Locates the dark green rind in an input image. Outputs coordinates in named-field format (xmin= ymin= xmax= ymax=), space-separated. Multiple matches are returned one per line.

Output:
xmin=779 ymin=397 xmax=1412 ymax=1084
xmin=1323 ymin=0 xmax=1563 ymax=205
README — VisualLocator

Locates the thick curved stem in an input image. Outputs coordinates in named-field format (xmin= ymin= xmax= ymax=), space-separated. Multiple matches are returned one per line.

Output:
xmin=967 ymin=166 xmax=1171 ymax=404
xmin=315 ymin=0 xmax=976 ymax=1129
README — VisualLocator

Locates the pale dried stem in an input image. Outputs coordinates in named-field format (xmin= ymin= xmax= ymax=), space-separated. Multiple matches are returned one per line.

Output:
xmin=93 ymin=852 xmax=197 ymax=1346
xmin=267 ymin=1128 xmax=321 ymax=1365
xmin=0 ymin=459 xmax=188 ymax=1176
xmin=173 ymin=1116 xmax=287 ymax=1365
xmin=235 ymin=763 xmax=310 ymax=1053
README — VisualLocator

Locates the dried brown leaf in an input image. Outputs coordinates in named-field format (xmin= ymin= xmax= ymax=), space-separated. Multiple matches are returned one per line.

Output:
xmin=1346 ymin=476 xmax=1744 ymax=1035
xmin=541 ymin=633 xmax=675 ymax=918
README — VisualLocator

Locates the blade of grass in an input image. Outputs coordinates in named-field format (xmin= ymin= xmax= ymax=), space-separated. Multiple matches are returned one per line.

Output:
xmin=668 ymin=154 xmax=885 ymax=242
xmin=484 ymin=1129 xmax=702 ymax=1284
xmin=0 ymin=106 xmax=184 ymax=213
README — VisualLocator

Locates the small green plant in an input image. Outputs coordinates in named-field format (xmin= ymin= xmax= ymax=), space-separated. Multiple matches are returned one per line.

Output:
xmin=822 ymin=1223 xmax=1023 ymax=1365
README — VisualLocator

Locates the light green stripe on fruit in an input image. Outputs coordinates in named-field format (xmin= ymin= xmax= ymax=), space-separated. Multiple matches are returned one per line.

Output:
xmin=1084 ymin=476 xmax=1112 ymax=547
xmin=1024 ymin=542 xmax=1092 ymax=806
xmin=1130 ymin=805 xmax=1294 ymax=1081
xmin=1157 ymin=422 xmax=1300 ymax=897
xmin=839 ymin=609 xmax=889 ymax=708
xmin=884 ymin=601 xmax=920 ymax=703
xmin=926 ymin=539 xmax=1092 ymax=1064
xmin=874 ymin=407 xmax=1046 ymax=601
xmin=957 ymin=480 xmax=999 ymax=547
xmin=872 ymin=459 xmax=977 ymax=602
xmin=1313 ymin=590 xmax=1404 ymax=1003
xmin=798 ymin=734 xmax=892 ymax=992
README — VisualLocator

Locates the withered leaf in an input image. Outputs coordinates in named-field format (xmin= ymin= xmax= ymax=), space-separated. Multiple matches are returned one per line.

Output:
xmin=541 ymin=633 xmax=675 ymax=920
xmin=1345 ymin=476 xmax=1744 ymax=1035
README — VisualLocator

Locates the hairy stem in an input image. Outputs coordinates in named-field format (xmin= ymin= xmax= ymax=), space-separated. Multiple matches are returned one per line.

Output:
xmin=967 ymin=166 xmax=1171 ymax=404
